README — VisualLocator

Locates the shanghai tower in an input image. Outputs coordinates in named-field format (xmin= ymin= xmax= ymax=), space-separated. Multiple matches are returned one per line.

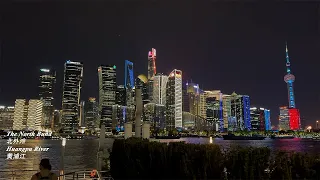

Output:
xmin=147 ymin=48 xmax=157 ymax=102
xmin=283 ymin=43 xmax=300 ymax=130
xmin=148 ymin=48 xmax=156 ymax=79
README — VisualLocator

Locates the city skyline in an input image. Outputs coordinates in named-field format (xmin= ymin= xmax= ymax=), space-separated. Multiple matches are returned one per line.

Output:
xmin=0 ymin=44 xmax=309 ymax=129
xmin=0 ymin=2 xmax=319 ymax=127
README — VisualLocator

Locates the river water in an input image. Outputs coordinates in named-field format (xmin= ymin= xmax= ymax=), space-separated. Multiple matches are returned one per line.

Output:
xmin=0 ymin=138 xmax=319 ymax=179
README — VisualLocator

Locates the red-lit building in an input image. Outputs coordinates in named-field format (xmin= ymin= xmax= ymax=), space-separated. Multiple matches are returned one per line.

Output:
xmin=288 ymin=108 xmax=300 ymax=130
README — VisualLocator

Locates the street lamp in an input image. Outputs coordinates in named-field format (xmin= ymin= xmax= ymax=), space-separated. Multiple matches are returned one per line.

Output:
xmin=60 ymin=138 xmax=66 ymax=179
xmin=62 ymin=138 xmax=66 ymax=147
xmin=316 ymin=121 xmax=319 ymax=129
xmin=307 ymin=126 xmax=312 ymax=133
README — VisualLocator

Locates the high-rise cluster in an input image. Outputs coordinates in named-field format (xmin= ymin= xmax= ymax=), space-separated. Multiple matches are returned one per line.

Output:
xmin=2 ymin=44 xmax=306 ymax=133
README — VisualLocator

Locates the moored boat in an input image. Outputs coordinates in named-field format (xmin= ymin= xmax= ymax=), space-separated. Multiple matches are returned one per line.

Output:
xmin=155 ymin=135 xmax=181 ymax=139
xmin=270 ymin=135 xmax=294 ymax=139
xmin=222 ymin=134 xmax=265 ymax=140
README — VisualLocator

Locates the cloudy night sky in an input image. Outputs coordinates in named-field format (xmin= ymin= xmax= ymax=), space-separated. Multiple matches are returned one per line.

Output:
xmin=0 ymin=1 xmax=319 ymax=127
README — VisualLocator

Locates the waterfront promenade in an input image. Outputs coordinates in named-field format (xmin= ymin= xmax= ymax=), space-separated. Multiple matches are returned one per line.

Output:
xmin=0 ymin=170 xmax=113 ymax=180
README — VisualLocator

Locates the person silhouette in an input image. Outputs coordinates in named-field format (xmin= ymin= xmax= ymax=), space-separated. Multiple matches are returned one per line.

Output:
xmin=31 ymin=159 xmax=58 ymax=180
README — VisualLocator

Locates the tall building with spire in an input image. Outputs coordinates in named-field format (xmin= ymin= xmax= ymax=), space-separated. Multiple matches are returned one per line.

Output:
xmin=148 ymin=48 xmax=156 ymax=79
xmin=125 ymin=60 xmax=134 ymax=106
xmin=283 ymin=43 xmax=300 ymax=130
xmin=284 ymin=43 xmax=296 ymax=109
xmin=147 ymin=49 xmax=157 ymax=102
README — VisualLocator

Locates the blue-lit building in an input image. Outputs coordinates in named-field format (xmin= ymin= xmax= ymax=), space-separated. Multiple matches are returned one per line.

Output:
xmin=250 ymin=107 xmax=271 ymax=131
xmin=284 ymin=43 xmax=296 ymax=109
xmin=125 ymin=60 xmax=134 ymax=106
xmin=230 ymin=92 xmax=251 ymax=131
xmin=264 ymin=109 xmax=271 ymax=131
xmin=242 ymin=96 xmax=251 ymax=130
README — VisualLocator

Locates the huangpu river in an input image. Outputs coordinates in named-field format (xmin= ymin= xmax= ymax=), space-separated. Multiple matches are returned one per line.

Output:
xmin=0 ymin=138 xmax=319 ymax=179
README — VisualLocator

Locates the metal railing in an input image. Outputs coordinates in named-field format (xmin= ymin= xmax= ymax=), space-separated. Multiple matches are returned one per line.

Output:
xmin=62 ymin=170 xmax=113 ymax=180
xmin=0 ymin=170 xmax=113 ymax=180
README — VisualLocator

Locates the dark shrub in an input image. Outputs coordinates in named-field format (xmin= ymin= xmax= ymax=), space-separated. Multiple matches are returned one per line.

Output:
xmin=110 ymin=138 xmax=320 ymax=180
xmin=224 ymin=146 xmax=270 ymax=180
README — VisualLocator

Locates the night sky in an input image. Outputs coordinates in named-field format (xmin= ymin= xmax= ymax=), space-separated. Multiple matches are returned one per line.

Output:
xmin=0 ymin=1 xmax=319 ymax=127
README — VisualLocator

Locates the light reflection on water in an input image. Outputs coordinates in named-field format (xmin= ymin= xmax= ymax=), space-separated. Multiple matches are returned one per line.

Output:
xmin=0 ymin=137 xmax=319 ymax=179
xmin=176 ymin=137 xmax=319 ymax=153
xmin=0 ymin=138 xmax=114 ymax=179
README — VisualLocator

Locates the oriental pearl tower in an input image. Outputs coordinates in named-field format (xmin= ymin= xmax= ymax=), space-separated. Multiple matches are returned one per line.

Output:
xmin=284 ymin=42 xmax=296 ymax=108
xmin=284 ymin=42 xmax=300 ymax=130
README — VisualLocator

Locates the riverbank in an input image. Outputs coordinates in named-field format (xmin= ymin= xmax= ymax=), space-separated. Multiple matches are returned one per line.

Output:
xmin=110 ymin=138 xmax=320 ymax=180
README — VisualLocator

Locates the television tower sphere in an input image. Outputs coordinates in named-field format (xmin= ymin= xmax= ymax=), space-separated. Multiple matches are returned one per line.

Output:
xmin=284 ymin=74 xmax=295 ymax=83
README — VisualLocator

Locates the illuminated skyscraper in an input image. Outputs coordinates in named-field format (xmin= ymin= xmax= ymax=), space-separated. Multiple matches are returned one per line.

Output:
xmin=204 ymin=90 xmax=223 ymax=131
xmin=62 ymin=60 xmax=83 ymax=133
xmin=125 ymin=60 xmax=134 ymax=106
xmin=0 ymin=106 xmax=14 ymax=130
xmin=148 ymin=48 xmax=157 ymax=79
xmin=27 ymin=100 xmax=43 ymax=131
xmin=166 ymin=69 xmax=182 ymax=130
xmin=39 ymin=68 xmax=56 ymax=130
xmin=135 ymin=74 xmax=149 ymax=104
xmin=98 ymin=65 xmax=117 ymax=132
xmin=53 ymin=110 xmax=62 ymax=128
xmin=85 ymin=97 xmax=99 ymax=131
xmin=264 ymin=109 xmax=271 ymax=131
xmin=183 ymin=82 xmax=200 ymax=115
xmin=284 ymin=43 xmax=300 ymax=130
xmin=198 ymin=91 xmax=207 ymax=119
xmin=147 ymin=49 xmax=157 ymax=102
xmin=79 ymin=101 xmax=85 ymax=127
xmin=230 ymin=92 xmax=251 ymax=131
xmin=182 ymin=111 xmax=206 ymax=131
xmin=144 ymin=103 xmax=166 ymax=130
xmin=289 ymin=108 xmax=300 ymax=130
xmin=222 ymin=94 xmax=231 ymax=131
xmin=116 ymin=85 xmax=126 ymax=106
xmin=152 ymin=73 xmax=168 ymax=105
xmin=279 ymin=106 xmax=290 ymax=131
xmin=13 ymin=99 xmax=43 ymax=131
xmin=250 ymin=107 xmax=271 ymax=131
